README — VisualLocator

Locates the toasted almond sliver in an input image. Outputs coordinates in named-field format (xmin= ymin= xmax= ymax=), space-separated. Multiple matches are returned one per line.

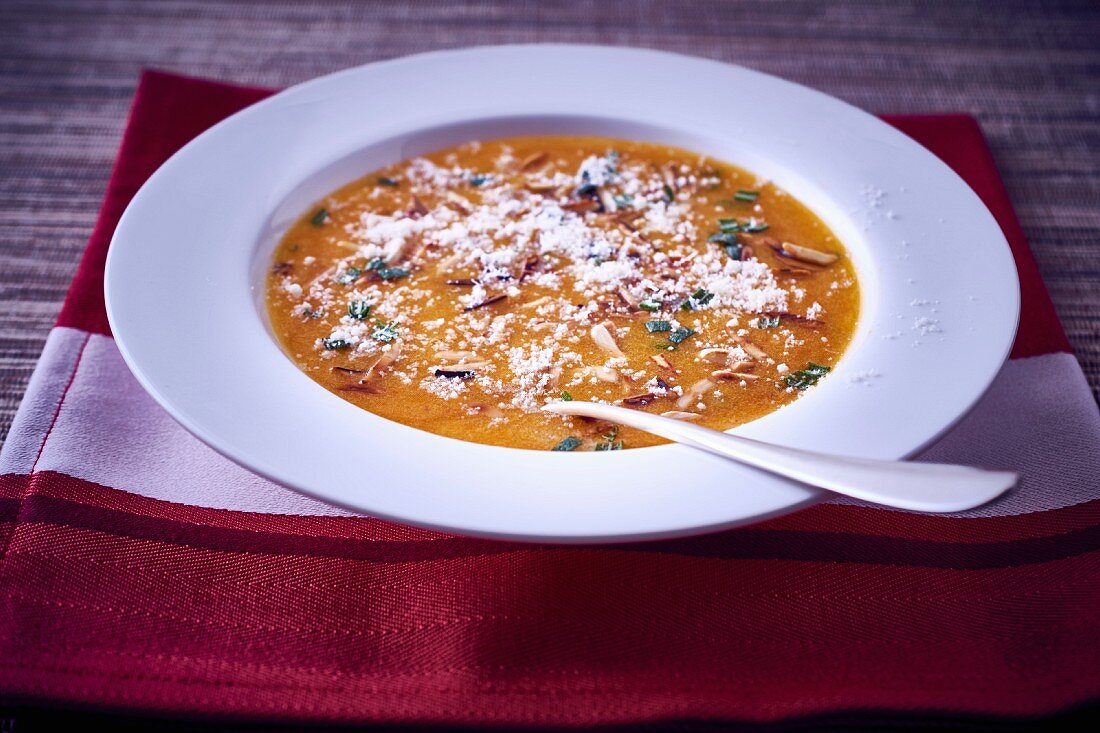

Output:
xmin=591 ymin=321 xmax=626 ymax=358
xmin=409 ymin=195 xmax=429 ymax=216
xmin=440 ymin=360 xmax=490 ymax=371
xmin=650 ymin=354 xmax=673 ymax=369
xmin=710 ymin=369 xmax=739 ymax=380
xmin=734 ymin=337 xmax=768 ymax=361
xmin=780 ymin=241 xmax=839 ymax=266
xmin=617 ymin=288 xmax=639 ymax=310
xmin=520 ymin=151 xmax=549 ymax=171
xmin=445 ymin=191 xmax=473 ymax=214
xmin=676 ymin=378 xmax=716 ymax=409
xmin=522 ymin=295 xmax=552 ymax=309
xmin=471 ymin=403 xmax=505 ymax=419
xmin=365 ymin=342 xmax=403 ymax=379
xmin=435 ymin=350 xmax=477 ymax=361
xmin=594 ymin=365 xmax=619 ymax=383
xmin=698 ymin=347 xmax=732 ymax=365
xmin=596 ymin=188 xmax=616 ymax=213
xmin=728 ymin=360 xmax=755 ymax=373
xmin=661 ymin=411 xmax=702 ymax=421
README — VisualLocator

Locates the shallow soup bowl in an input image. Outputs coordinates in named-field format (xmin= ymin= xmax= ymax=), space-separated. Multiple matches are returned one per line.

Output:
xmin=105 ymin=45 xmax=1019 ymax=542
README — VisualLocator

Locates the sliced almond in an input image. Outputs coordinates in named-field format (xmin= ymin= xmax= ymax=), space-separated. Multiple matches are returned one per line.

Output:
xmin=519 ymin=151 xmax=548 ymax=171
xmin=591 ymin=321 xmax=626 ymax=358
xmin=594 ymin=365 xmax=619 ymax=383
xmin=650 ymin=354 xmax=673 ymax=370
xmin=445 ymin=191 xmax=473 ymax=214
xmin=728 ymin=360 xmax=755 ymax=373
xmin=661 ymin=410 xmax=702 ymax=421
xmin=617 ymin=288 xmax=639 ymax=310
xmin=698 ymin=347 xmax=733 ymax=365
xmin=597 ymin=187 xmax=617 ymax=213
xmin=365 ymin=341 xmax=403 ymax=379
xmin=522 ymin=295 xmax=552 ymax=309
xmin=676 ymin=378 xmax=716 ymax=409
xmin=618 ymin=392 xmax=656 ymax=407
xmin=435 ymin=349 xmax=477 ymax=362
xmin=733 ymin=336 xmax=768 ymax=361
xmin=408 ymin=195 xmax=429 ymax=216
xmin=443 ymin=360 xmax=491 ymax=371
xmin=780 ymin=241 xmax=838 ymax=266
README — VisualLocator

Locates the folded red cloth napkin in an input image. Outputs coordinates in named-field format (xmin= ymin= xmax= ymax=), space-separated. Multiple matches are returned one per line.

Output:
xmin=1 ymin=70 xmax=1098 ymax=728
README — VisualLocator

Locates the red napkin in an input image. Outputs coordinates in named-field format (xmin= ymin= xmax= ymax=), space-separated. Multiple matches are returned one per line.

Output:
xmin=1 ymin=70 xmax=1098 ymax=728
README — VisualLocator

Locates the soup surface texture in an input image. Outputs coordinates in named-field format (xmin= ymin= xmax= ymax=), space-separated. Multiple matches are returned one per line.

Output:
xmin=267 ymin=137 xmax=859 ymax=450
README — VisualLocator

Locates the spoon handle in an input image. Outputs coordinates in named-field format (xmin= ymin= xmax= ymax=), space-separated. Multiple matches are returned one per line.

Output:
xmin=542 ymin=402 xmax=1015 ymax=513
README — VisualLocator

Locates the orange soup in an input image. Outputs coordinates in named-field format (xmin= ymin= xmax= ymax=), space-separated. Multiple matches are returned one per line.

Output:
xmin=266 ymin=137 xmax=859 ymax=450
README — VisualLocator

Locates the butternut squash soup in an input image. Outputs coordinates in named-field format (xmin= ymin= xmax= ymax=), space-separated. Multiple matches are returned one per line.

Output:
xmin=266 ymin=137 xmax=859 ymax=450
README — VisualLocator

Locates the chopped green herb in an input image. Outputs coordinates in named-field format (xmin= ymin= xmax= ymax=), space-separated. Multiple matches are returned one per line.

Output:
xmin=468 ymin=173 xmax=490 ymax=187
xmin=321 ymin=338 xmax=349 ymax=350
xmin=718 ymin=218 xmax=740 ymax=233
xmin=692 ymin=288 xmax=714 ymax=305
xmin=377 ymin=177 xmax=399 ymax=187
xmin=376 ymin=267 xmax=409 ymax=281
xmin=593 ymin=426 xmax=624 ymax=451
xmin=302 ymin=309 xmax=323 ymax=319
xmin=552 ymin=436 xmax=582 ymax=452
xmin=662 ymin=184 xmax=674 ymax=202
xmin=756 ymin=315 xmax=782 ymax=329
xmin=724 ymin=243 xmax=744 ymax=260
xmin=371 ymin=321 xmax=399 ymax=343
xmin=668 ymin=327 xmax=695 ymax=345
xmin=742 ymin=220 xmax=769 ymax=233
xmin=336 ymin=266 xmax=361 ymax=285
xmin=347 ymin=300 xmax=371 ymax=320
xmin=707 ymin=232 xmax=739 ymax=247
xmin=365 ymin=257 xmax=384 ymax=271
xmin=560 ymin=391 xmax=573 ymax=401
xmin=638 ymin=299 xmax=661 ymax=312
xmin=606 ymin=149 xmax=620 ymax=173
xmin=575 ymin=183 xmax=597 ymax=196
xmin=784 ymin=362 xmax=832 ymax=390
xmin=645 ymin=320 xmax=672 ymax=333
xmin=310 ymin=208 xmax=329 ymax=227
xmin=734 ymin=190 xmax=759 ymax=202
xmin=613 ymin=194 xmax=634 ymax=209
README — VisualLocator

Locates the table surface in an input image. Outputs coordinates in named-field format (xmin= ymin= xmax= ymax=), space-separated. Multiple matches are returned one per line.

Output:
xmin=1 ymin=0 xmax=1098 ymax=445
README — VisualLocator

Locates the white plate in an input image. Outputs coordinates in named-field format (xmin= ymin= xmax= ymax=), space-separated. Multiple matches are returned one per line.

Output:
xmin=105 ymin=45 xmax=1018 ymax=542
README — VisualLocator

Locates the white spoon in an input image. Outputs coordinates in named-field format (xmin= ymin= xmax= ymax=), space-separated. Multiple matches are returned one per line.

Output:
xmin=542 ymin=401 xmax=1015 ymax=513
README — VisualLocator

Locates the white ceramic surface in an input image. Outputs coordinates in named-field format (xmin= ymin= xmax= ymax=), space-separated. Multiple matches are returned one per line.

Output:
xmin=104 ymin=45 xmax=1019 ymax=542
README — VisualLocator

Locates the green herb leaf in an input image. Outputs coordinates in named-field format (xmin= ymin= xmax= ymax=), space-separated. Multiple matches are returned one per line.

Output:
xmin=321 ymin=337 xmax=349 ymax=350
xmin=662 ymin=184 xmax=674 ymax=203
xmin=310 ymin=208 xmax=329 ymax=227
xmin=707 ymin=232 xmax=739 ymax=247
xmin=724 ymin=243 xmax=743 ymax=260
xmin=336 ymin=266 xmax=361 ymax=285
xmin=552 ymin=436 xmax=582 ymax=452
xmin=613 ymin=194 xmax=634 ymax=209
xmin=377 ymin=267 xmax=409 ymax=281
xmin=594 ymin=425 xmax=623 ymax=451
xmin=669 ymin=327 xmax=695 ymax=345
xmin=365 ymin=257 xmax=385 ymax=271
xmin=692 ymin=288 xmax=714 ymax=306
xmin=784 ymin=362 xmax=832 ymax=390
xmin=757 ymin=315 xmax=781 ymax=329
xmin=645 ymin=320 xmax=672 ymax=333
xmin=371 ymin=321 xmax=399 ymax=342
xmin=734 ymin=190 xmax=759 ymax=202
xmin=302 ymin=309 xmax=323 ymax=319
xmin=638 ymin=299 xmax=661 ymax=312
xmin=377 ymin=177 xmax=399 ymax=187
xmin=560 ymin=391 xmax=573 ymax=401
xmin=348 ymin=300 xmax=371 ymax=320
xmin=718 ymin=218 xmax=740 ymax=232
xmin=468 ymin=173 xmax=490 ymax=187
xmin=742 ymin=220 xmax=769 ymax=233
